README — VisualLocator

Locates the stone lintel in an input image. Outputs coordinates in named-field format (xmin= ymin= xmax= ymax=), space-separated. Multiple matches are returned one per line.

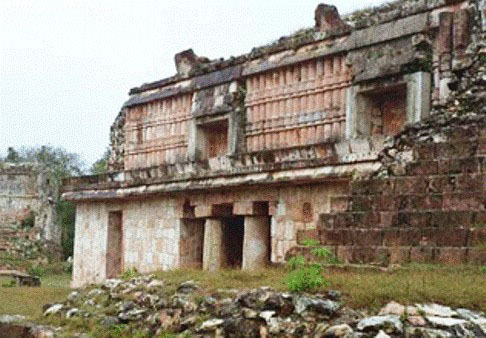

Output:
xmin=233 ymin=201 xmax=269 ymax=216
xmin=194 ymin=203 xmax=233 ymax=218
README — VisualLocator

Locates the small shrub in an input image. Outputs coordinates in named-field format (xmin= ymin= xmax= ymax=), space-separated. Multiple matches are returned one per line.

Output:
xmin=28 ymin=265 xmax=45 ymax=277
xmin=312 ymin=247 xmax=340 ymax=264
xmin=301 ymin=238 xmax=320 ymax=247
xmin=120 ymin=267 xmax=139 ymax=280
xmin=287 ymin=265 xmax=327 ymax=292
xmin=287 ymin=255 xmax=306 ymax=270
xmin=1 ymin=279 xmax=17 ymax=288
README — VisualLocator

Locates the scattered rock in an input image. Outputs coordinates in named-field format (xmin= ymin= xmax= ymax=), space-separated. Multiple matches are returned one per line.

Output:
xmin=426 ymin=316 xmax=467 ymax=328
xmin=259 ymin=310 xmax=276 ymax=323
xmin=406 ymin=327 xmax=453 ymax=337
xmin=416 ymin=303 xmax=456 ymax=317
xmin=327 ymin=290 xmax=342 ymax=301
xmin=356 ymin=315 xmax=403 ymax=334
xmin=104 ymin=279 xmax=122 ymax=289
xmin=66 ymin=308 xmax=79 ymax=319
xmin=43 ymin=304 xmax=63 ymax=316
xmin=242 ymin=308 xmax=258 ymax=319
xmin=67 ymin=291 xmax=80 ymax=303
xmin=147 ymin=279 xmax=164 ymax=289
xmin=407 ymin=315 xmax=427 ymax=326
xmin=375 ymin=330 xmax=391 ymax=338
xmin=177 ymin=280 xmax=199 ymax=294
xmin=199 ymin=318 xmax=224 ymax=331
xmin=99 ymin=316 xmax=119 ymax=327
xmin=324 ymin=323 xmax=353 ymax=337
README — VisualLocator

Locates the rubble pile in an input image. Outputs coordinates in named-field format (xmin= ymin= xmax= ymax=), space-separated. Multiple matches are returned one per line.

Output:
xmin=37 ymin=276 xmax=486 ymax=337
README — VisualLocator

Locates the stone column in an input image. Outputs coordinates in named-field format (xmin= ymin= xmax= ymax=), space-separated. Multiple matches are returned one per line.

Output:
xmin=242 ymin=216 xmax=270 ymax=270
xmin=202 ymin=218 xmax=224 ymax=271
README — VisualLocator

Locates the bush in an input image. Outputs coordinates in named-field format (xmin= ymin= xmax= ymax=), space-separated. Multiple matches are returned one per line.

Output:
xmin=287 ymin=264 xmax=327 ymax=292
xmin=27 ymin=265 xmax=45 ymax=277
xmin=285 ymin=239 xmax=335 ymax=292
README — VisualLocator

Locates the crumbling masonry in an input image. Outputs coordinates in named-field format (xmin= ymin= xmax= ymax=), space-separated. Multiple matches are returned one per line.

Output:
xmin=62 ymin=0 xmax=486 ymax=287
xmin=0 ymin=162 xmax=57 ymax=254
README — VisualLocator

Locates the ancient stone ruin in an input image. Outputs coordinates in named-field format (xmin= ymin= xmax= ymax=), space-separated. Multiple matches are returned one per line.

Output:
xmin=62 ymin=0 xmax=485 ymax=287
xmin=0 ymin=162 xmax=57 ymax=256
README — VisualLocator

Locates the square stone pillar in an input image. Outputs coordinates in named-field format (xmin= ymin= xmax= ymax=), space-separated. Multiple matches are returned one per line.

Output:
xmin=242 ymin=216 xmax=270 ymax=270
xmin=203 ymin=218 xmax=224 ymax=271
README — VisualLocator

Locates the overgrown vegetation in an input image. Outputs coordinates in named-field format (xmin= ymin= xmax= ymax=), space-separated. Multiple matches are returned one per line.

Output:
xmin=285 ymin=239 xmax=339 ymax=292
xmin=153 ymin=264 xmax=486 ymax=312
xmin=90 ymin=147 xmax=111 ymax=175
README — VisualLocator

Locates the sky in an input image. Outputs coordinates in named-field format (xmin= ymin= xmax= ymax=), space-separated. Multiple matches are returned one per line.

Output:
xmin=0 ymin=0 xmax=388 ymax=166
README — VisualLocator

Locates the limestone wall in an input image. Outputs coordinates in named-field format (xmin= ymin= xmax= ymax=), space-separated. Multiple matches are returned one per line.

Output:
xmin=72 ymin=181 xmax=348 ymax=286
xmin=73 ymin=197 xmax=183 ymax=287
xmin=0 ymin=163 xmax=39 ymax=226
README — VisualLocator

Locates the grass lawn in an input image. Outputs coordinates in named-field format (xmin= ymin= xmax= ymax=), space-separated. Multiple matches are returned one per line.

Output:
xmin=155 ymin=264 xmax=486 ymax=312
xmin=0 ymin=273 xmax=71 ymax=318
xmin=0 ymin=264 xmax=484 ymax=321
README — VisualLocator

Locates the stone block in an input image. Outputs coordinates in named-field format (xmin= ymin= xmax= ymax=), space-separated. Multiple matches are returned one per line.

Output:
xmin=420 ymin=228 xmax=439 ymax=246
xmin=410 ymin=247 xmax=434 ymax=263
xmin=320 ymin=229 xmax=354 ymax=246
xmin=352 ymin=246 xmax=378 ymax=264
xmin=436 ymin=141 xmax=476 ymax=159
xmin=353 ymin=212 xmax=381 ymax=228
xmin=467 ymin=248 xmax=486 ymax=265
xmin=330 ymin=195 xmax=350 ymax=212
xmin=336 ymin=246 xmax=353 ymax=263
xmin=429 ymin=210 xmax=474 ymax=228
xmin=436 ymin=227 xmax=468 ymax=247
xmin=434 ymin=247 xmax=467 ymax=265
xmin=296 ymin=229 xmax=319 ymax=244
xmin=350 ymin=196 xmax=373 ymax=212
xmin=353 ymin=229 xmax=384 ymax=246
xmin=456 ymin=173 xmax=485 ymax=192
xmin=406 ymin=161 xmax=439 ymax=176
xmin=442 ymin=193 xmax=483 ymax=211
xmin=413 ymin=143 xmax=437 ymax=160
xmin=389 ymin=246 xmax=411 ymax=264
xmin=474 ymin=211 xmax=486 ymax=225
xmin=469 ymin=228 xmax=486 ymax=247
xmin=233 ymin=201 xmax=269 ymax=216
xmin=394 ymin=177 xmax=429 ymax=195
xmin=384 ymin=229 xmax=421 ymax=246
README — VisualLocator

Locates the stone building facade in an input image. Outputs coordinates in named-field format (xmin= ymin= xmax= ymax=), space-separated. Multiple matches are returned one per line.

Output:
xmin=63 ymin=0 xmax=485 ymax=287
xmin=0 ymin=162 xmax=57 ymax=252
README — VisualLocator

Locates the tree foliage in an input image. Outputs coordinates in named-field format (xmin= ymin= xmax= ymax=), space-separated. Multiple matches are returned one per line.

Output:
xmin=90 ymin=148 xmax=111 ymax=175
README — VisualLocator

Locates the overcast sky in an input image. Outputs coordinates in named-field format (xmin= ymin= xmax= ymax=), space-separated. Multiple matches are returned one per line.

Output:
xmin=0 ymin=0 xmax=388 ymax=166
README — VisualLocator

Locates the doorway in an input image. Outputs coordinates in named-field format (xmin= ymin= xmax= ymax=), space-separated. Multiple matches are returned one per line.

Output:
xmin=222 ymin=216 xmax=244 ymax=268
xmin=106 ymin=211 xmax=123 ymax=278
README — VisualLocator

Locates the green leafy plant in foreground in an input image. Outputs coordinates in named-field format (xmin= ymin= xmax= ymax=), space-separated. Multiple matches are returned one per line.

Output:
xmin=285 ymin=239 xmax=334 ymax=292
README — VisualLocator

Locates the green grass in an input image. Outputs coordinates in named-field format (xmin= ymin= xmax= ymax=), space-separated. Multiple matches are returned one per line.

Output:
xmin=0 ymin=264 xmax=485 ymax=324
xmin=0 ymin=273 xmax=71 ymax=318
xmin=155 ymin=264 xmax=486 ymax=312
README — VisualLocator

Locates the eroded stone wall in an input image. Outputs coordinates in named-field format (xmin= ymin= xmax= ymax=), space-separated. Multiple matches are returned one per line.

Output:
xmin=0 ymin=163 xmax=57 ymax=250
